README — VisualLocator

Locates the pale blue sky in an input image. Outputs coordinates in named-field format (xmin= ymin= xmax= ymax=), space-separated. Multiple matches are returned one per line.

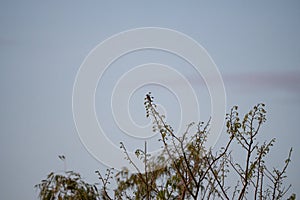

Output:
xmin=0 ymin=1 xmax=299 ymax=199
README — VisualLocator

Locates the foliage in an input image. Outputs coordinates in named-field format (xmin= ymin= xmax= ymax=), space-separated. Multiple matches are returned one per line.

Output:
xmin=98 ymin=92 xmax=295 ymax=200
xmin=35 ymin=156 xmax=99 ymax=200
xmin=36 ymin=93 xmax=295 ymax=200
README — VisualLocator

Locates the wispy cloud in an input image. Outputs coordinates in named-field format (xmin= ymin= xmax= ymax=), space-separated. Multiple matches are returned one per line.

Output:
xmin=159 ymin=69 xmax=300 ymax=96
xmin=136 ymin=69 xmax=300 ymax=97
xmin=223 ymin=70 xmax=300 ymax=94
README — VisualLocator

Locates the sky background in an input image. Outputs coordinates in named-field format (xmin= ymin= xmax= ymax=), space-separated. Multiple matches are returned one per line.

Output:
xmin=0 ymin=1 xmax=299 ymax=199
